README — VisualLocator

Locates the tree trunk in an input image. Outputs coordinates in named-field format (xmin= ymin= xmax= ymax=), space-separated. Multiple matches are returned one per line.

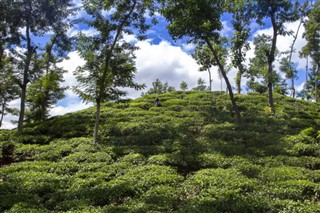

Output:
xmin=41 ymin=96 xmax=47 ymax=121
xmin=314 ymin=77 xmax=318 ymax=102
xmin=316 ymin=65 xmax=319 ymax=102
xmin=93 ymin=98 xmax=101 ymax=143
xmin=0 ymin=101 xmax=5 ymax=128
xmin=208 ymin=68 xmax=212 ymax=91
xmin=291 ymin=77 xmax=295 ymax=99
xmin=288 ymin=21 xmax=302 ymax=99
xmin=205 ymin=38 xmax=241 ymax=122
xmin=18 ymin=8 xmax=32 ymax=134
xmin=267 ymin=13 xmax=278 ymax=115
xmin=18 ymin=84 xmax=27 ymax=133
xmin=236 ymin=70 xmax=242 ymax=94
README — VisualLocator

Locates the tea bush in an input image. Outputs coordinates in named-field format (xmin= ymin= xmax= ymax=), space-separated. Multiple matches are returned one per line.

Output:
xmin=265 ymin=179 xmax=320 ymax=200
xmin=259 ymin=166 xmax=308 ymax=182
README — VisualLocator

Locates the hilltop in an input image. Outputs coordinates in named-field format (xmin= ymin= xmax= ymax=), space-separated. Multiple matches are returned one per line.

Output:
xmin=1 ymin=91 xmax=320 ymax=212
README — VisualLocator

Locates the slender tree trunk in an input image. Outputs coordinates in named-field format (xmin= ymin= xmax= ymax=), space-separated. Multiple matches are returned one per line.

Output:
xmin=288 ymin=21 xmax=302 ymax=98
xmin=18 ymin=84 xmax=27 ymax=133
xmin=291 ymin=78 xmax=295 ymax=98
xmin=316 ymin=65 xmax=319 ymax=102
xmin=93 ymin=98 xmax=101 ymax=143
xmin=18 ymin=5 xmax=32 ymax=134
xmin=315 ymin=76 xmax=318 ymax=102
xmin=305 ymin=56 xmax=309 ymax=100
xmin=0 ymin=101 xmax=5 ymax=128
xmin=267 ymin=13 xmax=278 ymax=115
xmin=236 ymin=64 xmax=244 ymax=94
xmin=0 ymin=41 xmax=4 ymax=69
xmin=18 ymin=40 xmax=32 ymax=133
xmin=207 ymin=68 xmax=212 ymax=91
xmin=41 ymin=97 xmax=47 ymax=121
xmin=205 ymin=38 xmax=241 ymax=122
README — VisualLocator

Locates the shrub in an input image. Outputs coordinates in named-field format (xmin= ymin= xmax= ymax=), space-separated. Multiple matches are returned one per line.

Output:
xmin=147 ymin=154 xmax=170 ymax=165
xmin=117 ymin=165 xmax=183 ymax=195
xmin=62 ymin=152 xmax=113 ymax=163
xmin=259 ymin=166 xmax=308 ymax=182
xmin=179 ymin=168 xmax=259 ymax=212
xmin=5 ymin=202 xmax=50 ymax=213
xmin=265 ymin=180 xmax=319 ymax=200
xmin=197 ymin=152 xmax=227 ymax=168
xmin=118 ymin=153 xmax=146 ymax=165
xmin=271 ymin=199 xmax=320 ymax=213
xmin=292 ymin=143 xmax=320 ymax=157
xmin=232 ymin=163 xmax=263 ymax=178
xmin=143 ymin=185 xmax=180 ymax=211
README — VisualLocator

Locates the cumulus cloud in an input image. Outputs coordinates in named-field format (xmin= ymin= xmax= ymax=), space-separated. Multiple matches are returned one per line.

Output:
xmin=134 ymin=40 xmax=226 ymax=93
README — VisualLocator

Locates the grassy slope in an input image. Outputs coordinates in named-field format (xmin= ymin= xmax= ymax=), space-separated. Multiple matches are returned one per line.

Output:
xmin=0 ymin=91 xmax=320 ymax=212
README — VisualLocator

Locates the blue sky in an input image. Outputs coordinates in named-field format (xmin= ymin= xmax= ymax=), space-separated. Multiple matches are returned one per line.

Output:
xmin=1 ymin=0 xmax=310 ymax=129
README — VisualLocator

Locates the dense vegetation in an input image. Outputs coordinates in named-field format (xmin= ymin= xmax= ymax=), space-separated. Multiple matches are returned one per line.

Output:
xmin=1 ymin=91 xmax=319 ymax=212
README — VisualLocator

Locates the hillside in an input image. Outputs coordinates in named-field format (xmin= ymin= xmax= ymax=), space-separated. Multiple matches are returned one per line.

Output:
xmin=1 ymin=91 xmax=320 ymax=212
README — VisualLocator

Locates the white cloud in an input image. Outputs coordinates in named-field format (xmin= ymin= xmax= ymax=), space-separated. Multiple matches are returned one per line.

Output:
xmin=57 ymin=51 xmax=85 ymax=88
xmin=221 ymin=21 xmax=233 ymax=36
xmin=134 ymin=40 xmax=227 ymax=94
xmin=68 ymin=27 xmax=99 ymax=37
xmin=49 ymin=93 xmax=93 ymax=117
xmin=182 ymin=42 xmax=196 ymax=53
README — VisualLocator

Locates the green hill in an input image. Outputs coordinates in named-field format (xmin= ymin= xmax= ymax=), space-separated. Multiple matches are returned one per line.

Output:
xmin=1 ymin=91 xmax=320 ymax=212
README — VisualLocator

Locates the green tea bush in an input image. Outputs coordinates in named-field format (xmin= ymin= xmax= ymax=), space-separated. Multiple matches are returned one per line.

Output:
xmin=259 ymin=166 xmax=308 ymax=182
xmin=265 ymin=180 xmax=319 ymax=200
xmin=292 ymin=143 xmax=320 ymax=157
xmin=14 ymin=144 xmax=42 ymax=162
xmin=143 ymin=185 xmax=180 ymax=211
xmin=5 ymin=202 xmax=50 ymax=213
xmin=118 ymin=153 xmax=146 ymax=165
xmin=47 ymin=161 xmax=80 ymax=175
xmin=5 ymin=170 xmax=66 ymax=199
xmin=197 ymin=152 xmax=227 ymax=168
xmin=129 ymin=102 xmax=153 ymax=110
xmin=147 ymin=154 xmax=170 ymax=165
xmin=16 ymin=134 xmax=51 ymax=145
xmin=272 ymin=200 xmax=320 ymax=213
xmin=232 ymin=163 xmax=263 ymax=178
xmin=62 ymin=151 xmax=113 ymax=163
xmin=117 ymin=165 xmax=183 ymax=195
xmin=179 ymin=168 xmax=260 ymax=212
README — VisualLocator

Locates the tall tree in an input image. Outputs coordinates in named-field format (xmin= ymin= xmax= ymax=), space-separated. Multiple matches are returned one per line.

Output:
xmin=74 ymin=0 xmax=156 ymax=143
xmin=26 ymin=32 xmax=72 ymax=122
xmin=0 ymin=58 xmax=20 ymax=128
xmin=180 ymin=81 xmax=188 ymax=91
xmin=302 ymin=63 xmax=320 ymax=101
xmin=4 ymin=0 xmax=75 ymax=133
xmin=301 ymin=0 xmax=320 ymax=102
xmin=229 ymin=0 xmax=251 ymax=94
xmin=193 ymin=78 xmax=207 ymax=91
xmin=248 ymin=34 xmax=288 ymax=95
xmin=253 ymin=0 xmax=299 ymax=113
xmin=161 ymin=0 xmax=241 ymax=122
xmin=146 ymin=79 xmax=175 ymax=94
xmin=280 ymin=1 xmax=309 ymax=98
xmin=192 ymin=45 xmax=214 ymax=91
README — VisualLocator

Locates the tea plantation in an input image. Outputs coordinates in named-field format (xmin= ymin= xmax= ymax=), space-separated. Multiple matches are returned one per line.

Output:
xmin=1 ymin=91 xmax=320 ymax=212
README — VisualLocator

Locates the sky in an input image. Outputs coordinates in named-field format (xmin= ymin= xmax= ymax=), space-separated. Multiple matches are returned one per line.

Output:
xmin=1 ymin=1 xmax=310 ymax=129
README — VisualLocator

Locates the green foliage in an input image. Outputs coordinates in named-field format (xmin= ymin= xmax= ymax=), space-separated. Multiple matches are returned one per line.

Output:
xmin=146 ymin=79 xmax=175 ymax=94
